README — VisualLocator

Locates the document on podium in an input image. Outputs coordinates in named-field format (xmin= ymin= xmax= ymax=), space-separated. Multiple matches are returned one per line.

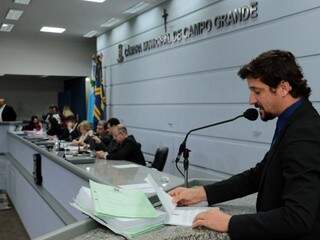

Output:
xmin=89 ymin=180 xmax=157 ymax=218
xmin=71 ymin=186 xmax=166 ymax=239
xmin=145 ymin=174 xmax=211 ymax=226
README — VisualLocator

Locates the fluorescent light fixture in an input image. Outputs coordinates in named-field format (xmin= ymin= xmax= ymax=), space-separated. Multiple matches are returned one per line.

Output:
xmin=124 ymin=1 xmax=150 ymax=14
xmin=82 ymin=0 xmax=106 ymax=2
xmin=84 ymin=30 xmax=97 ymax=38
xmin=0 ymin=23 xmax=14 ymax=32
xmin=40 ymin=26 xmax=66 ymax=34
xmin=14 ymin=0 xmax=31 ymax=5
xmin=6 ymin=9 xmax=24 ymax=20
xmin=101 ymin=18 xmax=121 ymax=27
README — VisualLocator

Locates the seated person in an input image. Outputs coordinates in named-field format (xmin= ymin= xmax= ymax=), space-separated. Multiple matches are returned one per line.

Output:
xmin=22 ymin=115 xmax=43 ymax=131
xmin=96 ymin=124 xmax=146 ymax=166
xmin=43 ymin=105 xmax=62 ymax=130
xmin=91 ymin=118 xmax=120 ymax=151
xmin=51 ymin=105 xmax=62 ymax=124
xmin=60 ymin=116 xmax=80 ymax=141
xmin=90 ymin=120 xmax=107 ymax=151
xmin=47 ymin=116 xmax=62 ymax=137
xmin=72 ymin=121 xmax=93 ymax=146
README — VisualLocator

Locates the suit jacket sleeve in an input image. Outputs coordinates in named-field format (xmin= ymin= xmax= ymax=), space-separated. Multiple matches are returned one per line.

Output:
xmin=107 ymin=140 xmax=135 ymax=160
xmin=204 ymin=153 xmax=267 ymax=205
xmin=3 ymin=105 xmax=17 ymax=121
xmin=228 ymin=124 xmax=320 ymax=239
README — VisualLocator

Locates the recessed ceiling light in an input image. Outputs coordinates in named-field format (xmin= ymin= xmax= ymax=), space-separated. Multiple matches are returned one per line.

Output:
xmin=82 ymin=0 xmax=106 ymax=3
xmin=6 ymin=9 xmax=24 ymax=20
xmin=0 ymin=23 xmax=14 ymax=32
xmin=84 ymin=30 xmax=98 ymax=38
xmin=14 ymin=0 xmax=31 ymax=5
xmin=101 ymin=18 xmax=121 ymax=28
xmin=40 ymin=26 xmax=66 ymax=34
xmin=124 ymin=2 xmax=150 ymax=14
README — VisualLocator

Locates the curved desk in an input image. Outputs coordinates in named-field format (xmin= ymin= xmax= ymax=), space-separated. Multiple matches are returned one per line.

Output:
xmin=3 ymin=130 xmax=256 ymax=240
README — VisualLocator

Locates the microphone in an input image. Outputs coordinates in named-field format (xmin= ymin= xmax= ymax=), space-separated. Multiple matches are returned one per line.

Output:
xmin=243 ymin=108 xmax=259 ymax=121
xmin=175 ymin=108 xmax=258 ymax=163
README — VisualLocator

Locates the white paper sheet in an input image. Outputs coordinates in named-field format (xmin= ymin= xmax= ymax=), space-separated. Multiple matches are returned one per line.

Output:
xmin=113 ymin=164 xmax=139 ymax=169
xmin=145 ymin=174 xmax=211 ymax=226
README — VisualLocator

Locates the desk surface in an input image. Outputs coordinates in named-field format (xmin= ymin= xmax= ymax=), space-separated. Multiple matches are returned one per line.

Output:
xmin=67 ymin=195 xmax=257 ymax=240
xmin=8 ymin=131 xmax=184 ymax=191
xmin=0 ymin=121 xmax=22 ymax=126
xmin=7 ymin=131 xmax=256 ymax=240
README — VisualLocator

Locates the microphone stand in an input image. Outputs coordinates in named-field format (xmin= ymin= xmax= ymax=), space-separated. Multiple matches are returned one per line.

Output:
xmin=178 ymin=114 xmax=244 ymax=187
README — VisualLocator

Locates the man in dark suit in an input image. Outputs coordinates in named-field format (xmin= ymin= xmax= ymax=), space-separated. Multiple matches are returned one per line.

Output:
xmin=96 ymin=124 xmax=146 ymax=166
xmin=169 ymin=50 xmax=320 ymax=240
xmin=0 ymin=98 xmax=17 ymax=121
xmin=90 ymin=118 xmax=120 ymax=151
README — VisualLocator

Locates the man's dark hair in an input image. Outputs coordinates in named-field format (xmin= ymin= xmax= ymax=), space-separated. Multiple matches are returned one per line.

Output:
xmin=52 ymin=105 xmax=59 ymax=113
xmin=106 ymin=118 xmax=120 ymax=127
xmin=238 ymin=50 xmax=311 ymax=98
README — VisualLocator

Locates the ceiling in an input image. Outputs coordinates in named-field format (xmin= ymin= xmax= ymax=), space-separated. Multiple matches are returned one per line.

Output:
xmin=0 ymin=74 xmax=80 ymax=82
xmin=0 ymin=0 xmax=167 ymax=38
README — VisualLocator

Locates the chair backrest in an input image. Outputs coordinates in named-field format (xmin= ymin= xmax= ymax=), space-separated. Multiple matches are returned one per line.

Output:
xmin=151 ymin=147 xmax=169 ymax=171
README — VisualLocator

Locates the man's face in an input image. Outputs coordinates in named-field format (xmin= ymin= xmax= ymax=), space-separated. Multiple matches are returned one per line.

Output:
xmin=108 ymin=124 xmax=117 ymax=136
xmin=66 ymin=121 xmax=75 ymax=129
xmin=96 ymin=125 xmax=104 ymax=135
xmin=0 ymin=99 xmax=5 ymax=107
xmin=113 ymin=129 xmax=126 ymax=144
xmin=247 ymin=77 xmax=284 ymax=121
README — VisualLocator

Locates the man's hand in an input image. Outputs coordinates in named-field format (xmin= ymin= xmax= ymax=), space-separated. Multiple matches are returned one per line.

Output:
xmin=96 ymin=150 xmax=107 ymax=159
xmin=169 ymin=186 xmax=207 ymax=206
xmin=192 ymin=208 xmax=231 ymax=233
xmin=92 ymin=135 xmax=101 ymax=144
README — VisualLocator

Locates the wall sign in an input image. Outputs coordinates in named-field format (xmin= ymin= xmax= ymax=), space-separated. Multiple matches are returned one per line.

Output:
xmin=117 ymin=1 xmax=258 ymax=63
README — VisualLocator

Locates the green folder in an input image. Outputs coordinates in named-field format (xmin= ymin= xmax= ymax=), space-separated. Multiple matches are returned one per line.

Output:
xmin=89 ymin=180 xmax=157 ymax=218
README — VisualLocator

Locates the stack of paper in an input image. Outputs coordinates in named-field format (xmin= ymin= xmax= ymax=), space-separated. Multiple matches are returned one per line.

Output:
xmin=90 ymin=180 xmax=157 ymax=218
xmin=71 ymin=181 xmax=166 ymax=239
xmin=71 ymin=176 xmax=212 ymax=238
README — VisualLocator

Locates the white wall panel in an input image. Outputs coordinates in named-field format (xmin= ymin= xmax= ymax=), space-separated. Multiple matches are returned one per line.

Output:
xmin=98 ymin=0 xmax=320 ymax=178
xmin=110 ymin=54 xmax=320 ymax=105
xmin=127 ymin=127 xmax=268 ymax=175
xmin=110 ymin=7 xmax=320 ymax=86
xmin=113 ymin=104 xmax=275 ymax=143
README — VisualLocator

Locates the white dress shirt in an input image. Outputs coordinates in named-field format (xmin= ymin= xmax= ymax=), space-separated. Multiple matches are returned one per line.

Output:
xmin=0 ymin=104 xmax=6 ymax=122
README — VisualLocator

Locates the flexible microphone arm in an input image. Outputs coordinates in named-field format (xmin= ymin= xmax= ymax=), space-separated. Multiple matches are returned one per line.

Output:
xmin=175 ymin=108 xmax=258 ymax=187
xmin=175 ymin=114 xmax=243 ymax=164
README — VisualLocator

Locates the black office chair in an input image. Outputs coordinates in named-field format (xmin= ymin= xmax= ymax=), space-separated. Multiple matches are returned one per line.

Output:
xmin=150 ymin=147 xmax=169 ymax=171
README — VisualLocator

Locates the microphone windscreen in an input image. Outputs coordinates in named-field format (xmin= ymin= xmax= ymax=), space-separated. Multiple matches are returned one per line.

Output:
xmin=243 ymin=108 xmax=258 ymax=121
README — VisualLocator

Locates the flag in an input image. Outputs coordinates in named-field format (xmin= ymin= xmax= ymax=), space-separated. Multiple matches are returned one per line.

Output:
xmin=93 ymin=54 xmax=106 ymax=129
xmin=87 ymin=58 xmax=96 ymax=124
